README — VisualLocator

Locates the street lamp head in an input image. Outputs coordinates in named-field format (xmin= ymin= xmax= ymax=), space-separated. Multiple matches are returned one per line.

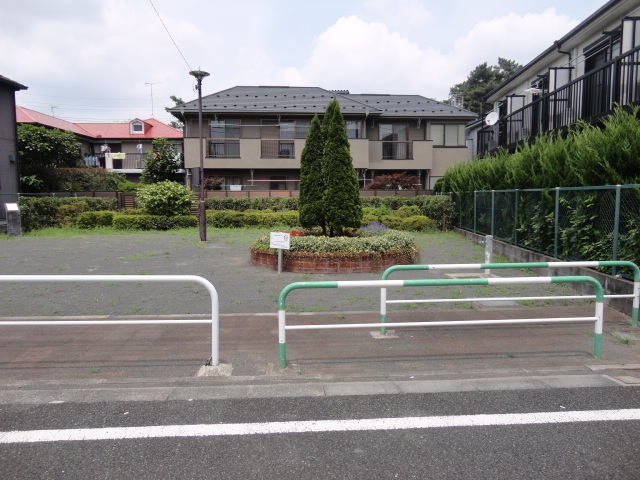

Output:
xmin=189 ymin=70 xmax=210 ymax=81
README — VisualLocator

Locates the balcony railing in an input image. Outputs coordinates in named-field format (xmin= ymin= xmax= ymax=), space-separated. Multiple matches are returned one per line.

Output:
xmin=111 ymin=153 xmax=147 ymax=169
xmin=480 ymin=44 xmax=640 ymax=155
xmin=208 ymin=139 xmax=240 ymax=158
xmin=261 ymin=139 xmax=295 ymax=158
xmin=382 ymin=141 xmax=413 ymax=160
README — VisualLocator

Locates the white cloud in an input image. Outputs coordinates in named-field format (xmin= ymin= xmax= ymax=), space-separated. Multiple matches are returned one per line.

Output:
xmin=284 ymin=7 xmax=582 ymax=101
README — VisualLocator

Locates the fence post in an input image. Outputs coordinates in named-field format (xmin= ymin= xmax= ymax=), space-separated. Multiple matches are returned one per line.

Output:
xmin=514 ymin=189 xmax=519 ymax=246
xmin=473 ymin=191 xmax=477 ymax=234
xmin=554 ymin=187 xmax=560 ymax=258
xmin=612 ymin=184 xmax=622 ymax=276
xmin=491 ymin=190 xmax=495 ymax=236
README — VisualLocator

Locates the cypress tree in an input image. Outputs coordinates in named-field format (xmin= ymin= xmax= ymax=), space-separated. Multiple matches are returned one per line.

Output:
xmin=321 ymin=99 xmax=362 ymax=236
xmin=299 ymin=115 xmax=326 ymax=233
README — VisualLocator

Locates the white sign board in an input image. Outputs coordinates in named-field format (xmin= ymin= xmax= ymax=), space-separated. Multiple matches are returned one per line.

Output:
xmin=270 ymin=232 xmax=291 ymax=250
xmin=5 ymin=203 xmax=18 ymax=212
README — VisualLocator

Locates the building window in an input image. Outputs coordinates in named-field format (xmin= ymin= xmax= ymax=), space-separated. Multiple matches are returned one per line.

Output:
xmin=346 ymin=120 xmax=361 ymax=139
xmin=380 ymin=123 xmax=410 ymax=159
xmin=130 ymin=121 xmax=144 ymax=134
xmin=430 ymin=124 xmax=465 ymax=146
xmin=209 ymin=120 xmax=240 ymax=157
xmin=270 ymin=175 xmax=287 ymax=190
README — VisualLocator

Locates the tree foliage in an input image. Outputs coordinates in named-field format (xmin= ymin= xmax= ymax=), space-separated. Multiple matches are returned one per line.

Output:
xmin=365 ymin=172 xmax=419 ymax=190
xmin=450 ymin=58 xmax=522 ymax=114
xmin=17 ymin=124 xmax=84 ymax=192
xmin=141 ymin=137 xmax=182 ymax=183
xmin=434 ymin=106 xmax=640 ymax=192
xmin=135 ymin=180 xmax=192 ymax=216
xmin=321 ymin=99 xmax=362 ymax=236
xmin=168 ymin=96 xmax=185 ymax=129
xmin=298 ymin=115 xmax=326 ymax=232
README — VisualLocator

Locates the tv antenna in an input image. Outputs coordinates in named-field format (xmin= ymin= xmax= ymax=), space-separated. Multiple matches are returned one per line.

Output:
xmin=145 ymin=81 xmax=161 ymax=117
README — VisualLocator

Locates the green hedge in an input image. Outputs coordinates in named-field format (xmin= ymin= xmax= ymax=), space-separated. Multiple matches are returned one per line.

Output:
xmin=205 ymin=195 xmax=454 ymax=230
xmin=112 ymin=214 xmax=197 ymax=230
xmin=77 ymin=211 xmax=116 ymax=229
xmin=206 ymin=210 xmax=299 ymax=228
xmin=19 ymin=196 xmax=118 ymax=231
xmin=205 ymin=197 xmax=299 ymax=212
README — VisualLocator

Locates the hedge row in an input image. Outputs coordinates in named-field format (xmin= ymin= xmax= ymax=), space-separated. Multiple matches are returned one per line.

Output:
xmin=205 ymin=195 xmax=454 ymax=230
xmin=18 ymin=196 xmax=118 ymax=231
xmin=76 ymin=211 xmax=197 ymax=230
xmin=206 ymin=210 xmax=300 ymax=228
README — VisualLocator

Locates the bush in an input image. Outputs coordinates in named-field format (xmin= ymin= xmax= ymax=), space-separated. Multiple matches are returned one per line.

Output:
xmin=57 ymin=202 xmax=86 ymax=226
xmin=77 ymin=211 xmax=115 ymax=228
xmin=206 ymin=210 xmax=299 ymax=228
xmin=112 ymin=214 xmax=197 ymax=230
xmin=397 ymin=215 xmax=438 ymax=231
xmin=205 ymin=197 xmax=299 ymax=212
xmin=251 ymin=229 xmax=417 ymax=254
xmin=135 ymin=181 xmax=192 ymax=216
xmin=19 ymin=196 xmax=118 ymax=231
xmin=393 ymin=205 xmax=421 ymax=218
xmin=53 ymin=168 xmax=127 ymax=191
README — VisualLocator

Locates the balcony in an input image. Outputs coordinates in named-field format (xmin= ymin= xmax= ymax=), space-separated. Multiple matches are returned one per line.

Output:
xmin=382 ymin=141 xmax=413 ymax=160
xmin=208 ymin=139 xmax=240 ymax=158
xmin=261 ymin=139 xmax=295 ymax=158
xmin=480 ymin=44 xmax=640 ymax=156
xmin=104 ymin=152 xmax=148 ymax=170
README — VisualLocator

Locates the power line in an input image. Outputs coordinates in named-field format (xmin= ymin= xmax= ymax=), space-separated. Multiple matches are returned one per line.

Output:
xmin=148 ymin=0 xmax=193 ymax=72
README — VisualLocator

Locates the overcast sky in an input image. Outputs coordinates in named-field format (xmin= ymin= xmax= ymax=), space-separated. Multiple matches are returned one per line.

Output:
xmin=1 ymin=0 xmax=608 ymax=125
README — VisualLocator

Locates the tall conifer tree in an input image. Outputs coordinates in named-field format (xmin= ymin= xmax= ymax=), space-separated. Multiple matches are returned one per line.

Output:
xmin=299 ymin=115 xmax=326 ymax=233
xmin=321 ymin=99 xmax=362 ymax=236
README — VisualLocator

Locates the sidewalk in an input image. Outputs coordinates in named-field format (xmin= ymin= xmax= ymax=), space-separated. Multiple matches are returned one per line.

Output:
xmin=0 ymin=306 xmax=638 ymax=385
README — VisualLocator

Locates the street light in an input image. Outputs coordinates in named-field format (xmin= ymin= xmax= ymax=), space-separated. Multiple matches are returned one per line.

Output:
xmin=189 ymin=69 xmax=209 ymax=241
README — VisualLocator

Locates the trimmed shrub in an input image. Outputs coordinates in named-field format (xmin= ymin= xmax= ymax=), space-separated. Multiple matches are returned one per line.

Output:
xmin=393 ymin=205 xmax=421 ymax=218
xmin=135 ymin=181 xmax=192 ymax=216
xmin=397 ymin=216 xmax=438 ymax=231
xmin=77 ymin=211 xmax=115 ymax=228
xmin=205 ymin=197 xmax=299 ymax=212
xmin=251 ymin=229 xmax=417 ymax=255
xmin=19 ymin=196 xmax=118 ymax=231
xmin=57 ymin=202 xmax=87 ymax=226
xmin=206 ymin=210 xmax=300 ymax=228
xmin=112 ymin=214 xmax=197 ymax=230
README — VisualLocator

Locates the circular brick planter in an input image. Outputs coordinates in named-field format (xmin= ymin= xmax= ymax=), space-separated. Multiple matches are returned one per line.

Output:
xmin=250 ymin=248 xmax=419 ymax=274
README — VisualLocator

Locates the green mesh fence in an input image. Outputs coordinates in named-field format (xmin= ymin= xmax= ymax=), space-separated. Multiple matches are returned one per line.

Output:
xmin=454 ymin=185 xmax=640 ymax=279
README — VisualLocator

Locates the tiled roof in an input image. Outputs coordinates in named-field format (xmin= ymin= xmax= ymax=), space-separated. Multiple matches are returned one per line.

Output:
xmin=16 ymin=107 xmax=182 ymax=140
xmin=169 ymin=86 xmax=477 ymax=119
xmin=16 ymin=106 xmax=92 ymax=137
xmin=76 ymin=118 xmax=182 ymax=139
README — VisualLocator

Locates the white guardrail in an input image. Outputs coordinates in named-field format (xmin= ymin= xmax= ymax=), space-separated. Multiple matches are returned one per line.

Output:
xmin=0 ymin=275 xmax=220 ymax=366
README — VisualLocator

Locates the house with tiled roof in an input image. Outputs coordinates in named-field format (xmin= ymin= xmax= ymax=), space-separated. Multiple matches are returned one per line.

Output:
xmin=168 ymin=86 xmax=477 ymax=191
xmin=16 ymin=107 xmax=183 ymax=179
xmin=0 ymin=75 xmax=27 ymax=213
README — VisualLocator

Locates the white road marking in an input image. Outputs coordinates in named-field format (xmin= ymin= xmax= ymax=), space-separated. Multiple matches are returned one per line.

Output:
xmin=2 ymin=409 xmax=639 ymax=444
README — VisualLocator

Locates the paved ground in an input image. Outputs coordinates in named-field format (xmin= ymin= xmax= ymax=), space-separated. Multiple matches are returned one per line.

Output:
xmin=0 ymin=229 xmax=639 ymax=391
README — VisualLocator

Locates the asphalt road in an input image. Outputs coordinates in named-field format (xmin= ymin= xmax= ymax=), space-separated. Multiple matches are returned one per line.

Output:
xmin=2 ymin=386 xmax=639 ymax=479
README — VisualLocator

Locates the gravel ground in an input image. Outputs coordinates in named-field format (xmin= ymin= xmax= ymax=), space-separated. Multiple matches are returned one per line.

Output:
xmin=0 ymin=229 xmax=582 ymax=318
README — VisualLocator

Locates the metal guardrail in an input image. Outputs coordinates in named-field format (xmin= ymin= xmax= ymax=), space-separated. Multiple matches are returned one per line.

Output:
xmin=380 ymin=261 xmax=640 ymax=328
xmin=0 ymin=275 xmax=220 ymax=366
xmin=277 ymin=276 xmax=604 ymax=368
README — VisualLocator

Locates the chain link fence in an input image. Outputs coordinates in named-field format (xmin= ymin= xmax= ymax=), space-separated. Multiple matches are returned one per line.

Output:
xmin=454 ymin=185 xmax=640 ymax=279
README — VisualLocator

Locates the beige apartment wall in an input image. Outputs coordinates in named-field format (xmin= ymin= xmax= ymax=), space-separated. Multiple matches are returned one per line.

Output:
xmin=368 ymin=140 xmax=433 ymax=171
xmin=430 ymin=146 xmax=468 ymax=177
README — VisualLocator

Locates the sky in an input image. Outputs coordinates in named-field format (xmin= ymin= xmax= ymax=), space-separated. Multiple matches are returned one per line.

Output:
xmin=1 ymin=0 xmax=610 ymax=125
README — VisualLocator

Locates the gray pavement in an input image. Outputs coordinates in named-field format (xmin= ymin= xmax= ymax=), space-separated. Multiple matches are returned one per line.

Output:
xmin=0 ymin=229 xmax=639 ymax=399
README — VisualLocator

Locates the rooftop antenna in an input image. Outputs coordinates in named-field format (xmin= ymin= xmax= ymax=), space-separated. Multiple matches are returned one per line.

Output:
xmin=145 ymin=81 xmax=161 ymax=117
xmin=50 ymin=105 xmax=58 ymax=117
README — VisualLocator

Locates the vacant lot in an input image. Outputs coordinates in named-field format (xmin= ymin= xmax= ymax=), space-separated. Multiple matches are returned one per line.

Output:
xmin=0 ymin=228 xmax=578 ymax=318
